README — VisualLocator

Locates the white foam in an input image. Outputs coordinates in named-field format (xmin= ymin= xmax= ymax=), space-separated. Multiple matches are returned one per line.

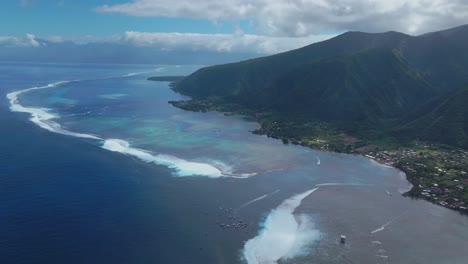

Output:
xmin=283 ymin=214 xmax=321 ymax=260
xmin=316 ymin=156 xmax=321 ymax=165
xmin=102 ymin=139 xmax=234 ymax=178
xmin=6 ymin=82 xmax=101 ymax=140
xmin=243 ymin=188 xmax=320 ymax=264
xmin=7 ymin=78 xmax=259 ymax=179
xmin=232 ymin=172 xmax=259 ymax=178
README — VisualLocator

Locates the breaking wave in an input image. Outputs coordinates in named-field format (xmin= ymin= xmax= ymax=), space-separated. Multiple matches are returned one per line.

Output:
xmin=243 ymin=188 xmax=321 ymax=264
xmin=102 ymin=139 xmax=229 ymax=178
xmin=6 ymin=81 xmax=101 ymax=140
xmin=6 ymin=73 xmax=257 ymax=178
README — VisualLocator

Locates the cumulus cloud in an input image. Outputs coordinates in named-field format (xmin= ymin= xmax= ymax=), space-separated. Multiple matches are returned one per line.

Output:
xmin=26 ymin=34 xmax=40 ymax=47
xmin=95 ymin=0 xmax=468 ymax=36
xmin=0 ymin=36 xmax=22 ymax=47
xmin=0 ymin=32 xmax=335 ymax=54
xmin=122 ymin=31 xmax=335 ymax=54
xmin=0 ymin=34 xmax=42 ymax=47
xmin=95 ymin=0 xmax=256 ymax=21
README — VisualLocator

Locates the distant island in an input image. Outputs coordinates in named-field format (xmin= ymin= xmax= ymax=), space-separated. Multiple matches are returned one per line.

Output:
xmin=159 ymin=24 xmax=468 ymax=215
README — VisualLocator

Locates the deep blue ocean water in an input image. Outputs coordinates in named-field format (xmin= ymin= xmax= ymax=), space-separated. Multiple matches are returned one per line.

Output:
xmin=1 ymin=62 xmax=467 ymax=264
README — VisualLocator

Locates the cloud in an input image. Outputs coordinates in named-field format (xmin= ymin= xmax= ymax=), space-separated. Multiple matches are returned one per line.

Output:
xmin=0 ymin=36 xmax=22 ymax=47
xmin=95 ymin=0 xmax=468 ymax=36
xmin=122 ymin=31 xmax=335 ymax=54
xmin=0 ymin=31 xmax=335 ymax=54
xmin=26 ymin=34 xmax=40 ymax=47
xmin=95 ymin=0 xmax=256 ymax=21
xmin=0 ymin=34 xmax=41 ymax=47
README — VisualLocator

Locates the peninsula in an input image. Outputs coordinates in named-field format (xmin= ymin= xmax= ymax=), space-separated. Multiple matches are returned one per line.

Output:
xmin=150 ymin=24 xmax=468 ymax=214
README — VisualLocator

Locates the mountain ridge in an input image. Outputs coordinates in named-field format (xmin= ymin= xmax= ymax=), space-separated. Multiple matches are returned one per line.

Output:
xmin=174 ymin=24 xmax=468 ymax=148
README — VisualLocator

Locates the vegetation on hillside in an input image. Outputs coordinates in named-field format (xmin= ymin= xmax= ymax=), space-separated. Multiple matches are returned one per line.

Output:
xmin=154 ymin=24 xmax=468 ymax=213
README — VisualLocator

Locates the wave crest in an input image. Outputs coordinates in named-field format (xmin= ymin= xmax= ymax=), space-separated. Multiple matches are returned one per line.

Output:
xmin=6 ymin=76 xmax=258 ymax=178
xmin=243 ymin=188 xmax=321 ymax=264
xmin=103 ymin=139 xmax=236 ymax=178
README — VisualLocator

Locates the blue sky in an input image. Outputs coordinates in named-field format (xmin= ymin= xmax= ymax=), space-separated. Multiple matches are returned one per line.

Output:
xmin=0 ymin=1 xmax=252 ymax=37
xmin=0 ymin=1 xmax=467 ymax=54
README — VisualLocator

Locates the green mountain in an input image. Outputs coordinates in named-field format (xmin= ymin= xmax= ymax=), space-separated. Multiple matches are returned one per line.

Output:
xmin=258 ymin=49 xmax=434 ymax=124
xmin=174 ymin=24 xmax=468 ymax=147
xmin=174 ymin=31 xmax=413 ymax=99
xmin=397 ymin=87 xmax=468 ymax=147
xmin=404 ymin=24 xmax=468 ymax=89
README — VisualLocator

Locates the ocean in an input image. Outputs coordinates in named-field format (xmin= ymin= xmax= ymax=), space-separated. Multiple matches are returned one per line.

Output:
xmin=1 ymin=62 xmax=467 ymax=264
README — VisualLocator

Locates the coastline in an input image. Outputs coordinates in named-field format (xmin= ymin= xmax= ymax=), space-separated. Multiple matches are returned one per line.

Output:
xmin=154 ymin=78 xmax=468 ymax=215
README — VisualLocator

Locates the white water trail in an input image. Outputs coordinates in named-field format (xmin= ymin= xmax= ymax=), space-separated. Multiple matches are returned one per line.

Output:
xmin=316 ymin=156 xmax=321 ymax=165
xmin=316 ymin=183 xmax=373 ymax=187
xmin=370 ymin=210 xmax=408 ymax=235
xmin=370 ymin=221 xmax=392 ymax=234
xmin=243 ymin=188 xmax=320 ymax=264
xmin=239 ymin=190 xmax=280 ymax=209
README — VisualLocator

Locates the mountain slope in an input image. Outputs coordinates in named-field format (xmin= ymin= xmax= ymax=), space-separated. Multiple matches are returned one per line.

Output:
xmin=175 ymin=48 xmax=434 ymax=125
xmin=397 ymin=87 xmax=468 ymax=147
xmin=176 ymin=25 xmax=468 ymax=99
xmin=259 ymin=49 xmax=433 ymax=124
xmin=404 ymin=25 xmax=468 ymax=89
xmin=173 ymin=24 xmax=468 ymax=147
xmin=175 ymin=31 xmax=412 ymax=99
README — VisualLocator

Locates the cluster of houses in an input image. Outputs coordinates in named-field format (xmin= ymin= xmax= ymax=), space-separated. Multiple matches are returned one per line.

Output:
xmin=364 ymin=148 xmax=468 ymax=213
xmin=419 ymin=183 xmax=466 ymax=212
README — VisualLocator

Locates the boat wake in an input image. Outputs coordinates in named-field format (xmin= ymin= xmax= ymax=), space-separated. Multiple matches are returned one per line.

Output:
xmin=370 ymin=210 xmax=408 ymax=235
xmin=239 ymin=190 xmax=280 ymax=209
xmin=370 ymin=221 xmax=392 ymax=234
xmin=315 ymin=182 xmax=373 ymax=187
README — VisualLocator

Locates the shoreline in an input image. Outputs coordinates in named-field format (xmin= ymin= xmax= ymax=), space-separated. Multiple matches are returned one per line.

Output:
xmin=155 ymin=78 xmax=468 ymax=215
